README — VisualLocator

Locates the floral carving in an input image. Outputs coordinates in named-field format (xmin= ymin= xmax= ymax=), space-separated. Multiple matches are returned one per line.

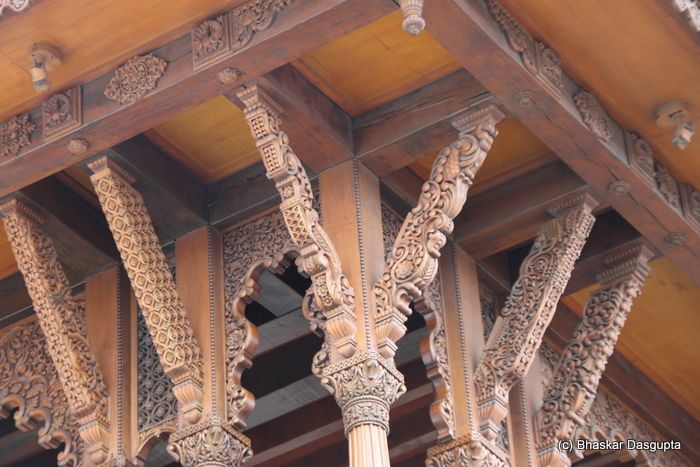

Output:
xmin=89 ymin=157 xmax=204 ymax=424
xmin=475 ymin=194 xmax=597 ymax=442
xmin=104 ymin=55 xmax=167 ymax=105
xmin=654 ymin=162 xmax=682 ymax=210
xmin=680 ymin=183 xmax=700 ymax=231
xmin=373 ymin=103 xmax=505 ymax=360
xmin=192 ymin=16 xmax=231 ymax=70
xmin=535 ymin=246 xmax=652 ymax=467
xmin=426 ymin=434 xmax=506 ymax=467
xmin=484 ymin=0 xmax=562 ymax=96
xmin=167 ymin=416 xmax=252 ymax=467
xmin=0 ymin=319 xmax=84 ymax=466
xmin=573 ymin=90 xmax=614 ymax=142
xmin=230 ymin=0 xmax=293 ymax=50
xmin=0 ymin=199 xmax=110 ymax=464
xmin=43 ymin=87 xmax=82 ymax=140
xmin=0 ymin=114 xmax=35 ymax=158
xmin=624 ymin=131 xmax=655 ymax=188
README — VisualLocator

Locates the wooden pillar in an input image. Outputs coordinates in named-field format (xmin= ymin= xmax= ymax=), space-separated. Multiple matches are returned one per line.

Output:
xmin=509 ymin=357 xmax=545 ymax=467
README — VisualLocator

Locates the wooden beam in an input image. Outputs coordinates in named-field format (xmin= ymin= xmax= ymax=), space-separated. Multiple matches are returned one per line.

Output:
xmin=0 ymin=0 xmax=395 ymax=197
xmin=423 ymin=0 xmax=700 ymax=284
xmin=354 ymin=69 xmax=492 ymax=176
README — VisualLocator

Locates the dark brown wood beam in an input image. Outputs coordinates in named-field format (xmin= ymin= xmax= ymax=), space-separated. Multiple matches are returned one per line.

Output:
xmin=0 ymin=0 xmax=395 ymax=197
xmin=354 ymin=69 xmax=493 ymax=176
xmin=423 ymin=0 xmax=700 ymax=284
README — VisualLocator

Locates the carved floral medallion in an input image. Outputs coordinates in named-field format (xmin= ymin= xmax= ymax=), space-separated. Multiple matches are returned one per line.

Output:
xmin=43 ymin=87 xmax=82 ymax=140
xmin=0 ymin=114 xmax=35 ymax=158
xmin=104 ymin=55 xmax=168 ymax=105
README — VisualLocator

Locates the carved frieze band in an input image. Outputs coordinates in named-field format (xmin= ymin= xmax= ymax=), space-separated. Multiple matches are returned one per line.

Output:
xmin=373 ymin=103 xmax=505 ymax=360
xmin=222 ymin=209 xmax=297 ymax=427
xmin=0 ymin=199 xmax=110 ymax=464
xmin=239 ymin=85 xmax=359 ymax=361
xmin=0 ymin=319 xmax=84 ymax=466
xmin=192 ymin=0 xmax=293 ymax=70
xmin=484 ymin=0 xmax=563 ymax=96
xmin=535 ymin=245 xmax=652 ymax=467
xmin=475 ymin=194 xmax=597 ymax=443
xmin=88 ymin=157 xmax=205 ymax=425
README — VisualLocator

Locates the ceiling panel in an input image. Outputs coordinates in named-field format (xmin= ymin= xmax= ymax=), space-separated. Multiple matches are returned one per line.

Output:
xmin=292 ymin=10 xmax=461 ymax=116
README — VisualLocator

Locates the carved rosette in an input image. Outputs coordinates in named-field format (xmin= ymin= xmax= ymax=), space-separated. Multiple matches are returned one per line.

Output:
xmin=192 ymin=15 xmax=231 ymax=70
xmin=425 ymin=435 xmax=506 ymax=467
xmin=104 ymin=55 xmax=168 ymax=105
xmin=43 ymin=87 xmax=82 ymax=140
xmin=230 ymin=0 xmax=292 ymax=49
xmin=654 ymin=162 xmax=682 ymax=211
xmin=239 ymin=85 xmax=359 ymax=361
xmin=475 ymin=194 xmax=597 ymax=442
xmin=624 ymin=131 xmax=655 ymax=188
xmin=484 ymin=0 xmax=562 ymax=96
xmin=373 ymin=104 xmax=505 ymax=360
xmin=0 ymin=199 xmax=110 ymax=464
xmin=535 ymin=245 xmax=652 ymax=467
xmin=680 ymin=183 xmax=700 ymax=231
xmin=320 ymin=351 xmax=406 ymax=435
xmin=0 ymin=113 xmax=35 ymax=158
xmin=0 ymin=319 xmax=84 ymax=466
xmin=89 ymin=157 xmax=205 ymax=424
xmin=167 ymin=416 xmax=252 ymax=467
xmin=573 ymin=90 xmax=614 ymax=142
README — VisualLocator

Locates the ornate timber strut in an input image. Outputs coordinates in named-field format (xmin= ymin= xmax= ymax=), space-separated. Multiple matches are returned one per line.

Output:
xmin=535 ymin=245 xmax=652 ymax=467
xmin=0 ymin=199 xmax=110 ymax=464
xmin=373 ymin=104 xmax=505 ymax=360
xmin=475 ymin=194 xmax=598 ymax=443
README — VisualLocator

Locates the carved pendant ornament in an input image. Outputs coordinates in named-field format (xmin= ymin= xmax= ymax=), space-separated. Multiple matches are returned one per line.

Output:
xmin=373 ymin=103 xmax=505 ymax=360
xmin=88 ymin=157 xmax=205 ymax=425
xmin=104 ymin=55 xmax=167 ymax=105
xmin=475 ymin=194 xmax=597 ymax=443
xmin=535 ymin=246 xmax=652 ymax=467
xmin=0 ymin=113 xmax=35 ymax=158
xmin=0 ymin=199 xmax=110 ymax=464
xmin=398 ymin=0 xmax=425 ymax=35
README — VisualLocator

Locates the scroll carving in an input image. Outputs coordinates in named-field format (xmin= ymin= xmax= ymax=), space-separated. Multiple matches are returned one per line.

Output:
xmin=535 ymin=245 xmax=652 ymax=467
xmin=0 ymin=113 xmax=35 ymax=158
xmin=43 ymin=87 xmax=82 ymax=140
xmin=573 ymin=90 xmax=614 ymax=142
xmin=624 ymin=131 xmax=655 ymax=188
xmin=680 ymin=183 xmax=700 ymax=231
xmin=89 ymin=157 xmax=205 ymax=424
xmin=654 ymin=162 xmax=682 ymax=210
xmin=373 ymin=103 xmax=505 ymax=359
xmin=475 ymin=194 xmax=597 ymax=442
xmin=484 ymin=0 xmax=563 ymax=96
xmin=0 ymin=319 xmax=84 ymax=466
xmin=104 ymin=55 xmax=167 ymax=105
xmin=239 ymin=85 xmax=358 ymax=360
xmin=0 ymin=199 xmax=110 ymax=464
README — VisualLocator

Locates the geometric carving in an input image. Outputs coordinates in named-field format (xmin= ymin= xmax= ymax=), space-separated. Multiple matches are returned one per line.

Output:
xmin=88 ymin=157 xmax=205 ymax=425
xmin=535 ymin=245 xmax=652 ymax=467
xmin=484 ymin=0 xmax=563 ymax=97
xmin=0 ymin=113 xmax=35 ymax=159
xmin=624 ymin=131 xmax=656 ymax=188
xmin=680 ymin=183 xmax=700 ymax=232
xmin=104 ymin=55 xmax=168 ymax=105
xmin=167 ymin=416 xmax=252 ymax=467
xmin=192 ymin=0 xmax=293 ymax=70
xmin=373 ymin=103 xmax=505 ymax=360
xmin=654 ymin=162 xmax=682 ymax=211
xmin=573 ymin=90 xmax=614 ymax=142
xmin=475 ymin=193 xmax=597 ymax=443
xmin=0 ymin=319 xmax=84 ymax=466
xmin=42 ymin=87 xmax=82 ymax=140
xmin=239 ymin=85 xmax=358 ymax=361
xmin=0 ymin=0 xmax=31 ymax=16
xmin=0 ymin=199 xmax=110 ymax=464
xmin=222 ymin=210 xmax=297 ymax=428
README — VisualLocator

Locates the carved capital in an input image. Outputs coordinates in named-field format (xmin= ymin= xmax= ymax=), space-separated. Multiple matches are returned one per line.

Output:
xmin=321 ymin=351 xmax=406 ymax=435
xmin=426 ymin=433 xmax=506 ymax=467
xmin=373 ymin=103 xmax=504 ymax=359
xmin=167 ymin=416 xmax=252 ymax=467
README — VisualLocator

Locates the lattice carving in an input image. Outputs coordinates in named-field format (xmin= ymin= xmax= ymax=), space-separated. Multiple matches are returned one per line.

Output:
xmin=475 ymin=194 xmax=597 ymax=442
xmin=654 ymin=162 xmax=682 ymax=210
xmin=0 ymin=199 xmax=110 ymax=464
xmin=104 ymin=55 xmax=167 ymax=105
xmin=43 ymin=87 xmax=82 ymax=140
xmin=535 ymin=245 xmax=652 ymax=467
xmin=573 ymin=90 xmax=614 ymax=142
xmin=0 ymin=113 xmax=35 ymax=158
xmin=373 ymin=104 xmax=505 ymax=359
xmin=484 ymin=0 xmax=562 ymax=96
xmin=222 ymin=210 xmax=297 ymax=427
xmin=680 ymin=183 xmax=700 ymax=231
xmin=89 ymin=157 xmax=205 ymax=424
xmin=239 ymin=85 xmax=358 ymax=360
xmin=0 ymin=319 xmax=84 ymax=466
xmin=624 ymin=131 xmax=655 ymax=188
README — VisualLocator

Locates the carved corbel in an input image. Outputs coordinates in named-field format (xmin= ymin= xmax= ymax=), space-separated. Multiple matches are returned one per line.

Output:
xmin=475 ymin=193 xmax=598 ymax=443
xmin=238 ymin=85 xmax=358 ymax=362
xmin=372 ymin=103 xmax=505 ymax=360
xmin=88 ymin=157 xmax=205 ymax=425
xmin=0 ymin=199 xmax=110 ymax=464
xmin=534 ymin=245 xmax=652 ymax=467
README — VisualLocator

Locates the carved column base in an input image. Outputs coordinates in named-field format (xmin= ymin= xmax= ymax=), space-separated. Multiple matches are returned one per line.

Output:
xmin=537 ymin=444 xmax=571 ymax=467
xmin=77 ymin=414 xmax=110 ymax=465
xmin=167 ymin=416 xmax=252 ymax=467
xmin=426 ymin=434 xmax=507 ymax=467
